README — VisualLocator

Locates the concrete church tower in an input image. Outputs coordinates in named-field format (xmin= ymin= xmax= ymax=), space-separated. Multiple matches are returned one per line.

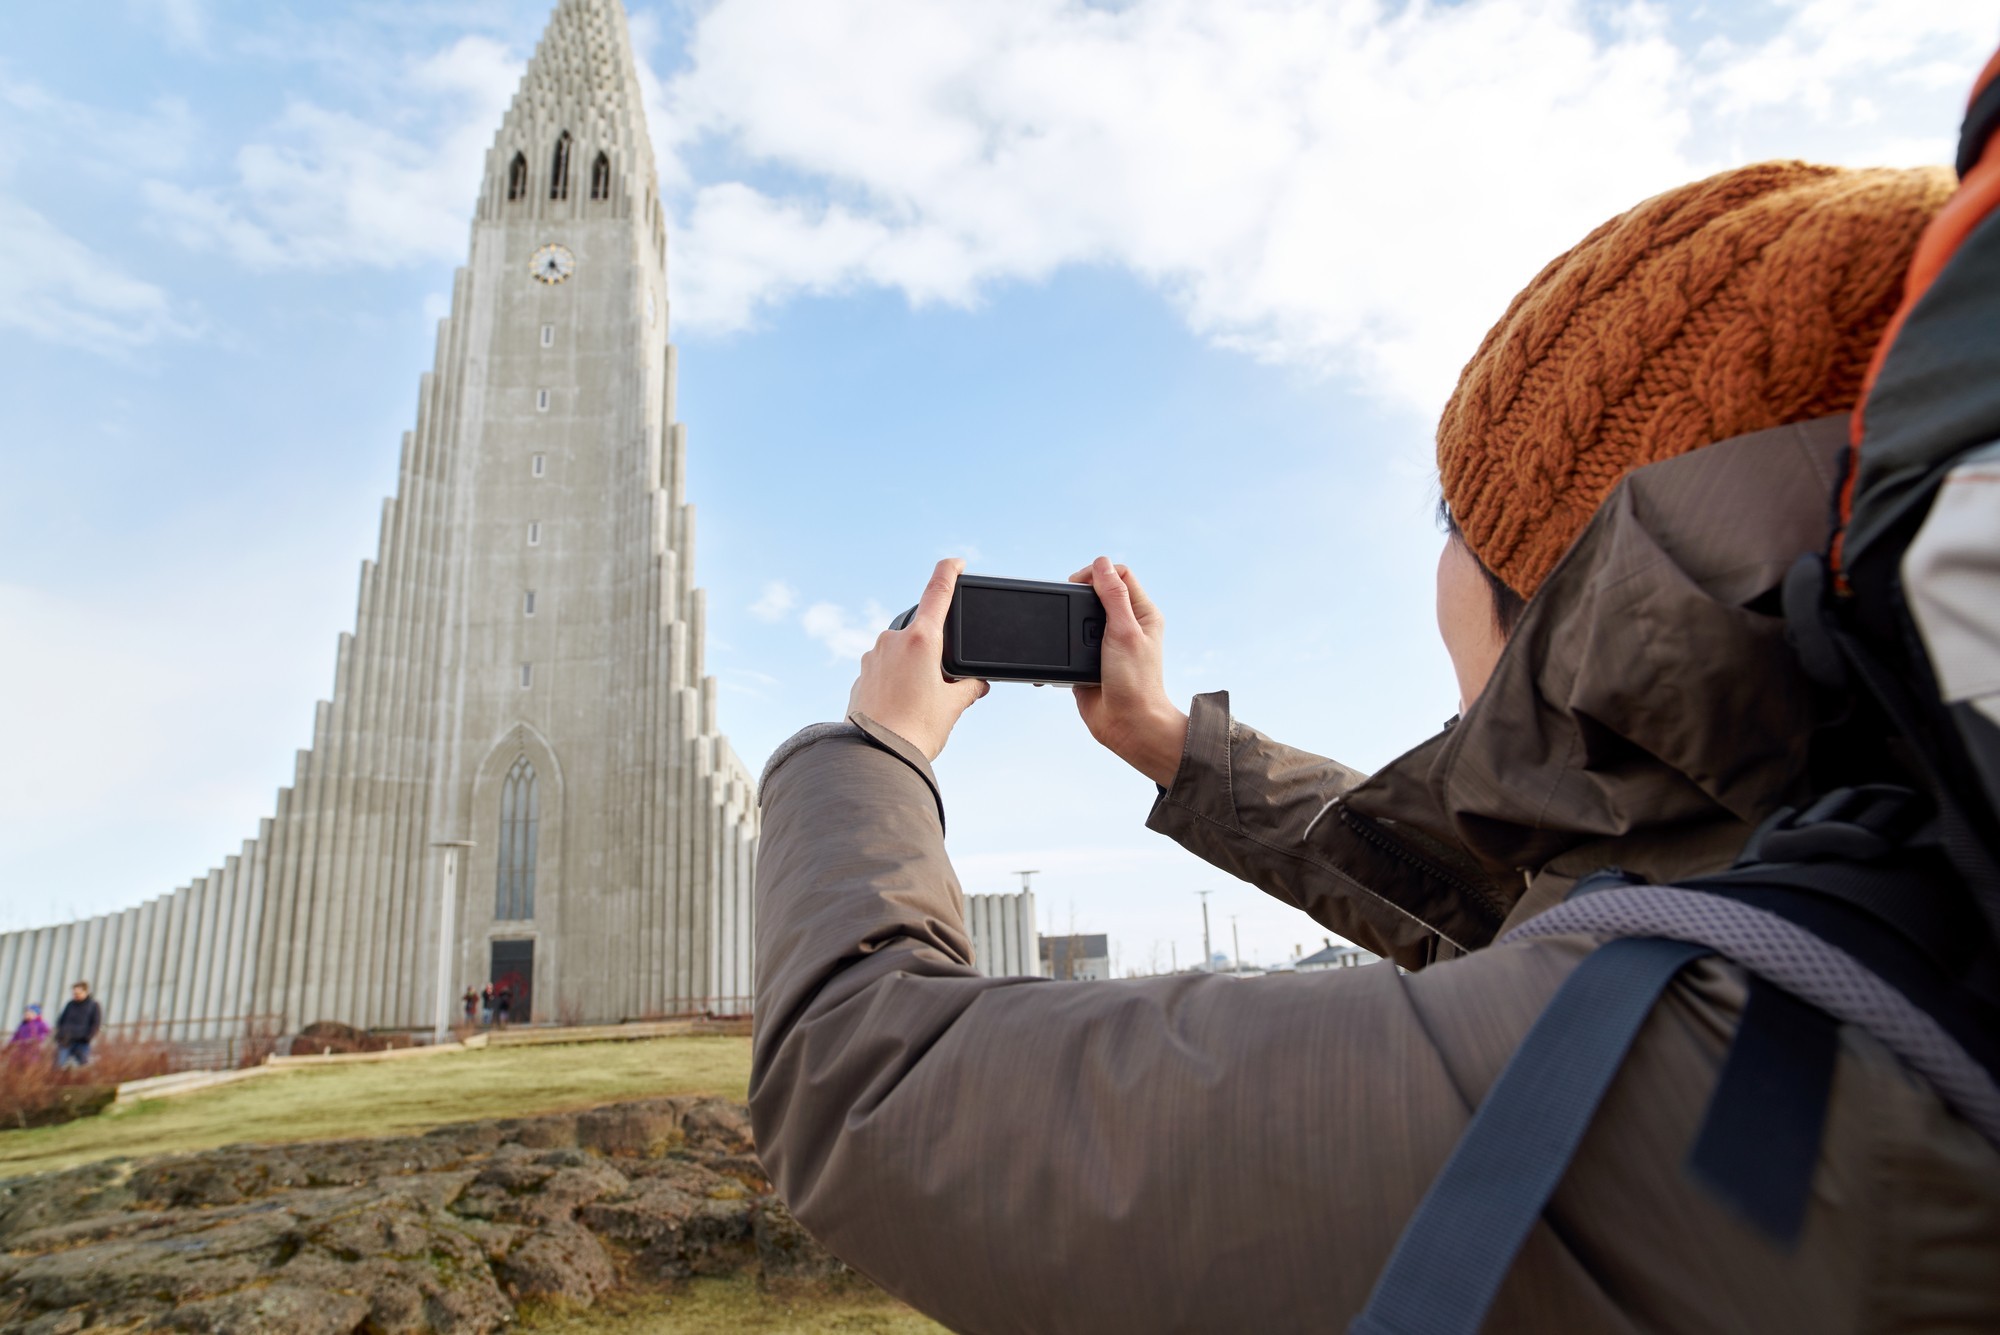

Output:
xmin=0 ymin=0 xmax=759 ymax=1040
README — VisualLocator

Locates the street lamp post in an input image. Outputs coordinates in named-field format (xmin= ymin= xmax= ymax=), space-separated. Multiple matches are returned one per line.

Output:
xmin=432 ymin=840 xmax=474 ymax=1044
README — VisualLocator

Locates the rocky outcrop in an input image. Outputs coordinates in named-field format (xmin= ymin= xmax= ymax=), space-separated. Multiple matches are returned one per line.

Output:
xmin=0 ymin=1097 xmax=845 ymax=1333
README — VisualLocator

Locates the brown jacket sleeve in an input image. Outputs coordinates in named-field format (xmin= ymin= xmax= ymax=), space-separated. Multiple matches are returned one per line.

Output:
xmin=1146 ymin=690 xmax=1443 ymax=964
xmin=748 ymin=719 xmax=1920 ymax=1335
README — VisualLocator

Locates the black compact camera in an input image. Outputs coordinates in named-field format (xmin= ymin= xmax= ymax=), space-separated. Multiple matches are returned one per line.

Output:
xmin=889 ymin=575 xmax=1106 ymax=685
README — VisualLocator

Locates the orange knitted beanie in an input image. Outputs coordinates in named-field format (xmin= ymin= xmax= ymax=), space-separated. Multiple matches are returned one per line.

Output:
xmin=1437 ymin=160 xmax=1952 ymax=598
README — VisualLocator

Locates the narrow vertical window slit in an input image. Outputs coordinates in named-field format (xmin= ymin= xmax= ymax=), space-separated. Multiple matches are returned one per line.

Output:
xmin=495 ymin=755 xmax=538 ymax=918
xmin=550 ymin=131 xmax=572 ymax=200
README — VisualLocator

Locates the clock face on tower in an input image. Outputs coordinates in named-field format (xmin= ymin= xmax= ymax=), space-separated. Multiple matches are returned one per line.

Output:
xmin=530 ymin=243 xmax=575 ymax=285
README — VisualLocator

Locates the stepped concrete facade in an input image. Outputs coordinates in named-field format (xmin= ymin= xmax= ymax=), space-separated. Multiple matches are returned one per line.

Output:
xmin=0 ymin=0 xmax=758 ymax=1039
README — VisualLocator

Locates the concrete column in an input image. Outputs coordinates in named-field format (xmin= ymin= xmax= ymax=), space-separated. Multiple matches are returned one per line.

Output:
xmin=51 ymin=924 xmax=81 ymax=1023
xmin=355 ymin=555 xmax=395 ymax=1020
xmin=324 ymin=628 xmax=367 ymax=1028
xmin=743 ymin=832 xmax=758 ymax=1010
xmin=110 ymin=909 xmax=136 ymax=1026
xmin=431 ymin=843 xmax=469 ymax=1042
xmin=0 ymin=931 xmax=23 ymax=1028
xmin=999 ymin=897 xmax=1016 ymax=974
xmin=0 ymin=931 xmax=23 ymax=1030
xmin=655 ymin=591 xmax=682 ymax=1016
xmin=1020 ymin=893 xmax=1037 ymax=978
xmin=204 ymin=857 xmax=239 ymax=1038
xmin=158 ymin=885 xmax=190 ymax=1040
xmin=238 ymin=826 xmax=273 ymax=1025
xmin=20 ymin=929 xmax=53 ymax=1026
xmin=175 ymin=879 xmax=209 ymax=1035
xmin=967 ymin=895 xmax=986 ymax=972
xmin=337 ymin=567 xmax=381 ymax=1030
xmin=187 ymin=873 xmax=218 ymax=1039
xmin=131 ymin=902 xmax=160 ymax=1036
xmin=372 ymin=490 xmax=420 ymax=1029
xmin=218 ymin=846 xmax=251 ymax=1034
xmin=77 ymin=918 xmax=106 ymax=1023
xmin=44 ymin=925 xmax=69 ymax=1015
xmin=293 ymin=695 xmax=339 ymax=1027
xmin=49 ymin=925 xmax=78 ymax=1023
xmin=26 ymin=928 xmax=55 ymax=1025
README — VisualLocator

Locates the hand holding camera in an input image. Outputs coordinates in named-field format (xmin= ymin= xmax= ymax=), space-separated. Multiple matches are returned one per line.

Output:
xmin=865 ymin=556 xmax=1186 ymax=783
xmin=848 ymin=559 xmax=991 ymax=761
xmin=1067 ymin=557 xmax=1187 ymax=788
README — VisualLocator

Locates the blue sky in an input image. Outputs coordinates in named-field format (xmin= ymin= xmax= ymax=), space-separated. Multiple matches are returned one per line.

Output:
xmin=1 ymin=0 xmax=1990 ymax=971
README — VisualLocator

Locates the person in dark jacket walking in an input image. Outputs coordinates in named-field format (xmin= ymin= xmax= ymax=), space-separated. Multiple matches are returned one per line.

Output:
xmin=54 ymin=983 xmax=101 ymax=1070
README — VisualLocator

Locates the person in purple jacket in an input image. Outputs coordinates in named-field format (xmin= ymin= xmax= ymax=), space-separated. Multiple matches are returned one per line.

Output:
xmin=9 ymin=1004 xmax=49 ymax=1050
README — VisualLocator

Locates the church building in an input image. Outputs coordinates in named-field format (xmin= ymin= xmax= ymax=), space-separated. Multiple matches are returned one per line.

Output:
xmin=0 ymin=0 xmax=759 ymax=1039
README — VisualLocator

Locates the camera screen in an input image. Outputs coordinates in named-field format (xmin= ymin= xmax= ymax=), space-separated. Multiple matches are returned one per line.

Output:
xmin=961 ymin=586 xmax=1070 ymax=667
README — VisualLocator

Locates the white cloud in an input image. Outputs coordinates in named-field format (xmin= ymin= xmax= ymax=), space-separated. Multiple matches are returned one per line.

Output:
xmin=800 ymin=599 xmax=890 ymax=661
xmin=0 ymin=198 xmax=193 ymax=354
xmin=652 ymin=0 xmax=1990 ymax=416
xmin=0 ymin=76 xmax=198 ymax=176
xmin=1700 ymin=0 xmax=1995 ymax=115
xmin=122 ymin=0 xmax=1994 ymax=415
xmin=143 ymin=35 xmax=519 ymax=271
xmin=131 ymin=0 xmax=210 ymax=51
xmin=748 ymin=579 xmax=799 ymax=622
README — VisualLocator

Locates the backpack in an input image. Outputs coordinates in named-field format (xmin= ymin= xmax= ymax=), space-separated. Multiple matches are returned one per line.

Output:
xmin=1351 ymin=54 xmax=2000 ymax=1335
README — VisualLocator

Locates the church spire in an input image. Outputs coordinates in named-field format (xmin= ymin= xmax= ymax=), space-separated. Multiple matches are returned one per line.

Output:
xmin=479 ymin=0 xmax=658 ymax=220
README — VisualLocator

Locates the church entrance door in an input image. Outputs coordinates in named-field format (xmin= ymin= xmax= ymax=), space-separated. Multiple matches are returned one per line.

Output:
xmin=490 ymin=939 xmax=534 ymax=1025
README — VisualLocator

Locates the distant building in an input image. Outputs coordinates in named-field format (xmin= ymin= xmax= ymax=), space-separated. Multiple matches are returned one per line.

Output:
xmin=964 ymin=891 xmax=1039 ymax=978
xmin=1040 ymin=933 xmax=1111 ymax=981
xmin=1296 ymin=939 xmax=1381 ymax=971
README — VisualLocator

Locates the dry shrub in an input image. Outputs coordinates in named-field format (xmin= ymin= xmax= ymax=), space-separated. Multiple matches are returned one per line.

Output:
xmin=235 ymin=1016 xmax=283 ymax=1069
xmin=288 ymin=1022 xmax=417 ymax=1057
xmin=0 ymin=1037 xmax=175 ymax=1129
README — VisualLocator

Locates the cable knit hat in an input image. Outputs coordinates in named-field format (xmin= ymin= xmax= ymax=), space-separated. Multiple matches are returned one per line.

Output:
xmin=1437 ymin=161 xmax=1952 ymax=598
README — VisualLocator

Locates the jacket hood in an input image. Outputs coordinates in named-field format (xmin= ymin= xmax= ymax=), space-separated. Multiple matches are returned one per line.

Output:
xmin=1332 ymin=415 xmax=1849 ymax=953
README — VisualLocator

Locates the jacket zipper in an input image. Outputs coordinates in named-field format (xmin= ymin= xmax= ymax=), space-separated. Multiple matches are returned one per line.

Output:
xmin=1336 ymin=803 xmax=1509 ymax=934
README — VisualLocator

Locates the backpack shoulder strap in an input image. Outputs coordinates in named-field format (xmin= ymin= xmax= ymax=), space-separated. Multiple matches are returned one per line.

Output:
xmin=1512 ymin=885 xmax=2000 ymax=1145
xmin=1350 ymin=936 xmax=1709 ymax=1335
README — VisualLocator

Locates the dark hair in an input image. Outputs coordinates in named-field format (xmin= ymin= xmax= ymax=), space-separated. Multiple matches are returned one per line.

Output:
xmin=1437 ymin=500 xmax=1528 ymax=638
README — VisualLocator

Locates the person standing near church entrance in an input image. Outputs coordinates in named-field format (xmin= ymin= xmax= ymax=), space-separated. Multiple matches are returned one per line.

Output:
xmin=462 ymin=987 xmax=478 ymax=1025
xmin=54 ymin=983 xmax=100 ymax=1069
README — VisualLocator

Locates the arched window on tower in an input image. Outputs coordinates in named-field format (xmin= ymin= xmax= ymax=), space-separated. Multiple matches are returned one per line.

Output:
xmin=506 ymin=152 xmax=528 ymax=201
xmin=495 ymin=755 xmax=539 ymax=920
xmin=550 ymin=132 xmax=572 ymax=201
xmin=590 ymin=152 xmax=611 ymax=201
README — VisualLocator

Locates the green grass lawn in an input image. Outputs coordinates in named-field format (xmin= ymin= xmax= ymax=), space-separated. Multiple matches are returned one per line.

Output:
xmin=0 ymin=1035 xmax=752 ymax=1178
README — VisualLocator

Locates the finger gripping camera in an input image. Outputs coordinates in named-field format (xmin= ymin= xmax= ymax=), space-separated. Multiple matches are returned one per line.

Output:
xmin=889 ymin=575 xmax=1106 ymax=685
